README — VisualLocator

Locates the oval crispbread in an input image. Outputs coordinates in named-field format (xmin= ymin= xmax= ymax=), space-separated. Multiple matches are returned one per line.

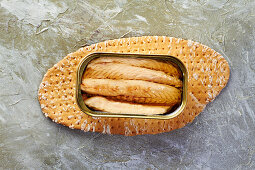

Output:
xmin=38 ymin=36 xmax=230 ymax=136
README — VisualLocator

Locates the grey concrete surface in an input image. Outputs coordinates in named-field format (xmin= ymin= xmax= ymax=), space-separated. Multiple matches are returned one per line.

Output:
xmin=0 ymin=0 xmax=254 ymax=169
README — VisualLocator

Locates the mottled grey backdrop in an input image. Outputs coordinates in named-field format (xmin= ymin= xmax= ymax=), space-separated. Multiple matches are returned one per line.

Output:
xmin=0 ymin=0 xmax=254 ymax=169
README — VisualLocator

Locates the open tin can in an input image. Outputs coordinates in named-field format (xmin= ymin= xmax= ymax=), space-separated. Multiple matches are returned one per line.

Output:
xmin=76 ymin=52 xmax=188 ymax=119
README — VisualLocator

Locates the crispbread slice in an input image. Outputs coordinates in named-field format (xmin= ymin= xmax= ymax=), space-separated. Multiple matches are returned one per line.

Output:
xmin=38 ymin=36 xmax=230 ymax=136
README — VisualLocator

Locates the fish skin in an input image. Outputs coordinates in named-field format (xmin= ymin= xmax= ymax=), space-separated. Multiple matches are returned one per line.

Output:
xmin=89 ymin=57 xmax=182 ymax=78
xmin=84 ymin=63 xmax=182 ymax=87
xmin=85 ymin=96 xmax=172 ymax=115
xmin=81 ymin=79 xmax=181 ymax=104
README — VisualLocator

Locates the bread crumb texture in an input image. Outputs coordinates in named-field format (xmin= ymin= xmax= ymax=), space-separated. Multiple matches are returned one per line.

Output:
xmin=38 ymin=36 xmax=230 ymax=136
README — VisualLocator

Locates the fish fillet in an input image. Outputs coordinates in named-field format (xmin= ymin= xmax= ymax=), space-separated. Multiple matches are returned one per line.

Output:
xmin=89 ymin=57 xmax=182 ymax=78
xmin=84 ymin=63 xmax=182 ymax=87
xmin=81 ymin=79 xmax=181 ymax=104
xmin=84 ymin=96 xmax=172 ymax=115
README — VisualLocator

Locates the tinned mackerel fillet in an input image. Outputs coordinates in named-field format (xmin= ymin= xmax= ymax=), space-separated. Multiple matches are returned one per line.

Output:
xmin=85 ymin=96 xmax=172 ymax=115
xmin=84 ymin=63 xmax=182 ymax=87
xmin=89 ymin=57 xmax=182 ymax=78
xmin=81 ymin=79 xmax=181 ymax=104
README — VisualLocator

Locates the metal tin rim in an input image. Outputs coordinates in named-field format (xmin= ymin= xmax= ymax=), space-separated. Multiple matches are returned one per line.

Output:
xmin=76 ymin=52 xmax=188 ymax=119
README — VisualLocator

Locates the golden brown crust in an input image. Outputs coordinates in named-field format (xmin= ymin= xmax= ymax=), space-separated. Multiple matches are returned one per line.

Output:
xmin=38 ymin=36 xmax=230 ymax=136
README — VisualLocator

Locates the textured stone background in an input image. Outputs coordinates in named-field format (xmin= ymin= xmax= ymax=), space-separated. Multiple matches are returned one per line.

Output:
xmin=0 ymin=0 xmax=254 ymax=169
